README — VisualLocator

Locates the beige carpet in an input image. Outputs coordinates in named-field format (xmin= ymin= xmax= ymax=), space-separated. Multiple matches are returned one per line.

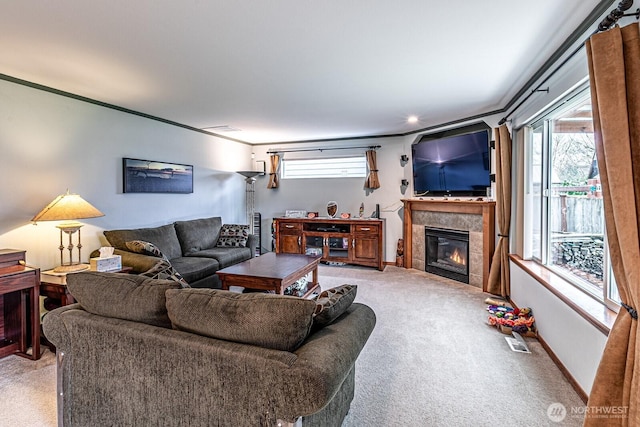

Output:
xmin=331 ymin=265 xmax=585 ymax=426
xmin=0 ymin=265 xmax=585 ymax=426
xmin=0 ymin=347 xmax=56 ymax=427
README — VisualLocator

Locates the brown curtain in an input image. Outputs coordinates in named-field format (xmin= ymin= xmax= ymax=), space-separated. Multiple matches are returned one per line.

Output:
xmin=487 ymin=125 xmax=512 ymax=297
xmin=365 ymin=149 xmax=380 ymax=189
xmin=267 ymin=153 xmax=280 ymax=189
xmin=584 ymin=23 xmax=640 ymax=426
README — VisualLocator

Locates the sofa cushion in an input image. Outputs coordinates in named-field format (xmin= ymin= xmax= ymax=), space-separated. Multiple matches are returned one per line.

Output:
xmin=168 ymin=257 xmax=220 ymax=284
xmin=165 ymin=288 xmax=316 ymax=352
xmin=66 ymin=271 xmax=184 ymax=328
xmin=104 ymin=224 xmax=182 ymax=260
xmin=313 ymin=285 xmax=358 ymax=328
xmin=216 ymin=224 xmax=250 ymax=247
xmin=174 ymin=216 xmax=223 ymax=255
xmin=187 ymin=247 xmax=252 ymax=268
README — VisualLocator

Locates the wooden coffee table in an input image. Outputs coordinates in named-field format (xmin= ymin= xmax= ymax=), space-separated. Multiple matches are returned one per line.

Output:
xmin=218 ymin=253 xmax=321 ymax=298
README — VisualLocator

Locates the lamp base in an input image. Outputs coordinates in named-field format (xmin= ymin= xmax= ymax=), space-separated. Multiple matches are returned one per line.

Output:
xmin=53 ymin=263 xmax=90 ymax=273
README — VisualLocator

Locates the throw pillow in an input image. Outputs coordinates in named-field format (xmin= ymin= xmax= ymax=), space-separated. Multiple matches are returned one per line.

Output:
xmin=65 ymin=271 xmax=184 ymax=328
xmin=126 ymin=240 xmax=190 ymax=287
xmin=140 ymin=259 xmax=190 ymax=287
xmin=126 ymin=240 xmax=165 ymax=258
xmin=216 ymin=224 xmax=249 ymax=247
xmin=165 ymin=288 xmax=316 ymax=352
xmin=313 ymin=284 xmax=357 ymax=328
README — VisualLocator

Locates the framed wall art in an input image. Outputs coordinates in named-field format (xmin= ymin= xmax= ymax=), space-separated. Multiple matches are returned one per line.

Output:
xmin=123 ymin=158 xmax=193 ymax=193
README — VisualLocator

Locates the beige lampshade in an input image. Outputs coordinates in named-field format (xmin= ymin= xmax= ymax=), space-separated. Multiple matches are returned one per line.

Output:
xmin=32 ymin=191 xmax=104 ymax=222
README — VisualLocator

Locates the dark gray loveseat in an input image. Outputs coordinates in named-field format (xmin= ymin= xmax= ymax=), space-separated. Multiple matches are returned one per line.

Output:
xmin=95 ymin=216 xmax=257 ymax=288
xmin=43 ymin=272 xmax=376 ymax=427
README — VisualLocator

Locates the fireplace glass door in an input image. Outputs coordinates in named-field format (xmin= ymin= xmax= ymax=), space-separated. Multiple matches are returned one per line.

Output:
xmin=425 ymin=227 xmax=470 ymax=283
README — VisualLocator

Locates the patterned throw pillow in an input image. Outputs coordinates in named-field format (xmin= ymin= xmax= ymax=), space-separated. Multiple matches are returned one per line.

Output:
xmin=216 ymin=224 xmax=250 ymax=247
xmin=313 ymin=284 xmax=357 ymax=328
xmin=125 ymin=240 xmax=190 ymax=287
xmin=140 ymin=259 xmax=189 ymax=287
xmin=126 ymin=240 xmax=165 ymax=258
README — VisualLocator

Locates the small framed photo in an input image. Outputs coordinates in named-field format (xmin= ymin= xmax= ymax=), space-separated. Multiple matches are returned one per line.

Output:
xmin=123 ymin=158 xmax=193 ymax=193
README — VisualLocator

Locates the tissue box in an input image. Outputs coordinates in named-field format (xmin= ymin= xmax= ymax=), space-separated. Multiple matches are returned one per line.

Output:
xmin=90 ymin=255 xmax=122 ymax=272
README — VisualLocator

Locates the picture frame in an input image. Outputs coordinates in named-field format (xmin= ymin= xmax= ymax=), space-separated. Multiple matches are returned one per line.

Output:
xmin=123 ymin=158 xmax=193 ymax=193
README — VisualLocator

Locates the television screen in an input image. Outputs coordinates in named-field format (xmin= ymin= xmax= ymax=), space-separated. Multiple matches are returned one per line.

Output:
xmin=412 ymin=128 xmax=491 ymax=196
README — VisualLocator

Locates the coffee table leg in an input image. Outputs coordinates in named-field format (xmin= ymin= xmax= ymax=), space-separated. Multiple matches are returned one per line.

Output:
xmin=312 ymin=265 xmax=318 ymax=288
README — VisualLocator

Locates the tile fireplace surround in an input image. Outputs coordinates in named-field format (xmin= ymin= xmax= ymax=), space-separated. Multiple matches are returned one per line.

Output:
xmin=402 ymin=199 xmax=496 ymax=290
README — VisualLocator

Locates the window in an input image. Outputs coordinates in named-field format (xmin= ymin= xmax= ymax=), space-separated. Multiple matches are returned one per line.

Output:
xmin=525 ymin=88 xmax=620 ymax=309
xmin=281 ymin=156 xmax=367 ymax=179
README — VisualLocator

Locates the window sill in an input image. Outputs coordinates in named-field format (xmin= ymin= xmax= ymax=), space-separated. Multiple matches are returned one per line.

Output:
xmin=509 ymin=254 xmax=616 ymax=336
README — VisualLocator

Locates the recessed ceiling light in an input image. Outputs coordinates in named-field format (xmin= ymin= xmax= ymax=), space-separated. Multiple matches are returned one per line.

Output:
xmin=407 ymin=116 xmax=418 ymax=124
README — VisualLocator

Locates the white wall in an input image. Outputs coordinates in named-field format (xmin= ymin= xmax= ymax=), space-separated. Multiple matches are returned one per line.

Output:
xmin=510 ymin=264 xmax=607 ymax=395
xmin=0 ymin=79 xmax=253 ymax=269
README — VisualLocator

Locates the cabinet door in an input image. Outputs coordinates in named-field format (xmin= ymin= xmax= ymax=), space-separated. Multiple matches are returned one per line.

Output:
xmin=353 ymin=235 xmax=378 ymax=262
xmin=279 ymin=234 xmax=302 ymax=254
xmin=327 ymin=236 xmax=350 ymax=260
xmin=305 ymin=235 xmax=324 ymax=257
xmin=352 ymin=222 xmax=381 ymax=269
xmin=276 ymin=221 xmax=302 ymax=254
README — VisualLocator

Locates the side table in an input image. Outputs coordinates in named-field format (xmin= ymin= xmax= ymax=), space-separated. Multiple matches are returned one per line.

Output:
xmin=0 ymin=261 xmax=41 ymax=360
xmin=40 ymin=266 xmax=134 ymax=306
xmin=40 ymin=267 xmax=133 ymax=351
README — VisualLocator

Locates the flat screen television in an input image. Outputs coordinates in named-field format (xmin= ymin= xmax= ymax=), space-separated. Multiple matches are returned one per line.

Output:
xmin=412 ymin=124 xmax=491 ymax=197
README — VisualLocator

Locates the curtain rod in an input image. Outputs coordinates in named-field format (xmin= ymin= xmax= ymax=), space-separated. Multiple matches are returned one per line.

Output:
xmin=498 ymin=0 xmax=638 ymax=125
xmin=598 ymin=0 xmax=637 ymax=31
xmin=267 ymin=145 xmax=381 ymax=154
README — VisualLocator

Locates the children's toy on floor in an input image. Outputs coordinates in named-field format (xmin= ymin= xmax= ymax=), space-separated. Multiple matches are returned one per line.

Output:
xmin=484 ymin=297 xmax=508 ymax=306
xmin=486 ymin=304 xmax=537 ymax=337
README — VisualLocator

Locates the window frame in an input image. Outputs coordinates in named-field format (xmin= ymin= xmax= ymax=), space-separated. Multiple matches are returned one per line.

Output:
xmin=280 ymin=155 xmax=368 ymax=180
xmin=523 ymin=85 xmax=620 ymax=311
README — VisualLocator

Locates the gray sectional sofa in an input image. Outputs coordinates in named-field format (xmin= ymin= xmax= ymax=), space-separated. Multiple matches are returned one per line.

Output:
xmin=95 ymin=216 xmax=258 ymax=288
xmin=43 ymin=271 xmax=376 ymax=427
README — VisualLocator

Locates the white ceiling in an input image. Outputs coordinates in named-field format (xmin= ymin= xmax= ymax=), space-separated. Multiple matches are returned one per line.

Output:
xmin=1 ymin=0 xmax=608 ymax=144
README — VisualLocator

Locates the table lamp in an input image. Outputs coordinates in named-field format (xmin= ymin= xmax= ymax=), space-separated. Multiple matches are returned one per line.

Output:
xmin=32 ymin=190 xmax=105 ymax=272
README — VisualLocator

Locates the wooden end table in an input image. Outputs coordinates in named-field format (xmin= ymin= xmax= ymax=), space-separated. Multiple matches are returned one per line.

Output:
xmin=0 ymin=264 xmax=41 ymax=360
xmin=40 ymin=267 xmax=133 ymax=351
xmin=40 ymin=266 xmax=134 ymax=306
xmin=217 ymin=253 xmax=321 ymax=298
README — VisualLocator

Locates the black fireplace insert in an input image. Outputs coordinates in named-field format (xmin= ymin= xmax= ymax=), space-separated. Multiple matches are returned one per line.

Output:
xmin=425 ymin=227 xmax=470 ymax=284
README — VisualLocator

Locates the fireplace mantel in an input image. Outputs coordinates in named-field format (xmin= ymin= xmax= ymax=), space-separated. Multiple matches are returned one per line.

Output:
xmin=402 ymin=199 xmax=496 ymax=290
